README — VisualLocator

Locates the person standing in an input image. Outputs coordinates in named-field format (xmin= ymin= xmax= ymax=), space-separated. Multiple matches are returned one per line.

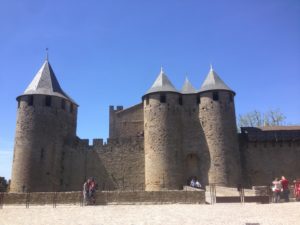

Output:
xmin=195 ymin=180 xmax=202 ymax=189
xmin=190 ymin=178 xmax=196 ymax=188
xmin=280 ymin=176 xmax=289 ymax=202
xmin=83 ymin=179 xmax=90 ymax=205
xmin=272 ymin=178 xmax=282 ymax=203
xmin=89 ymin=177 xmax=96 ymax=205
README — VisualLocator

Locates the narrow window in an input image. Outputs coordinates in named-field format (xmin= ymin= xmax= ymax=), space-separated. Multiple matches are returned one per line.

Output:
xmin=160 ymin=94 xmax=166 ymax=103
xmin=28 ymin=95 xmax=34 ymax=106
xmin=45 ymin=96 xmax=51 ymax=107
xmin=196 ymin=95 xmax=200 ymax=104
xmin=213 ymin=92 xmax=219 ymax=101
xmin=61 ymin=99 xmax=66 ymax=110
xmin=70 ymin=103 xmax=74 ymax=113
xmin=178 ymin=96 xmax=183 ymax=105
xmin=229 ymin=93 xmax=233 ymax=102
xmin=146 ymin=96 xmax=149 ymax=105
xmin=40 ymin=148 xmax=44 ymax=160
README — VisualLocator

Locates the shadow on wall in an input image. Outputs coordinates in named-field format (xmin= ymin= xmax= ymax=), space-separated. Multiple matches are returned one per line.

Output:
xmin=183 ymin=120 xmax=211 ymax=188
xmin=199 ymin=128 xmax=210 ymax=187
xmin=84 ymin=151 xmax=117 ymax=191
xmin=61 ymin=149 xmax=117 ymax=191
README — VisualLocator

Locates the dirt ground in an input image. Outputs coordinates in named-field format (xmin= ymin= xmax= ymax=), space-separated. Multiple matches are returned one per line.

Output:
xmin=0 ymin=202 xmax=299 ymax=225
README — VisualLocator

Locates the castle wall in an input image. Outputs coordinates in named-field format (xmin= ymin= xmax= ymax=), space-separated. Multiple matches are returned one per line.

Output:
xmin=199 ymin=91 xmax=241 ymax=186
xmin=239 ymin=128 xmax=300 ymax=187
xmin=11 ymin=64 xmax=300 ymax=194
xmin=61 ymin=137 xmax=145 ymax=191
xmin=109 ymin=103 xmax=144 ymax=138
xmin=10 ymin=95 xmax=77 ymax=192
xmin=181 ymin=94 xmax=209 ymax=186
xmin=144 ymin=92 xmax=183 ymax=191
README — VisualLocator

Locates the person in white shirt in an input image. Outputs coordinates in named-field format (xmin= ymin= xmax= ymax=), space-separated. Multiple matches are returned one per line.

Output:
xmin=272 ymin=177 xmax=282 ymax=203
xmin=195 ymin=180 xmax=202 ymax=189
xmin=190 ymin=178 xmax=196 ymax=187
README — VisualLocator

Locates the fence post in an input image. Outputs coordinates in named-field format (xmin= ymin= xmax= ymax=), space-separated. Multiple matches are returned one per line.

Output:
xmin=214 ymin=184 xmax=216 ymax=204
xmin=209 ymin=184 xmax=216 ymax=204
xmin=25 ymin=192 xmax=30 ymax=208
xmin=52 ymin=192 xmax=57 ymax=208
xmin=240 ymin=187 xmax=245 ymax=203
xmin=268 ymin=185 xmax=272 ymax=203
xmin=0 ymin=192 xmax=4 ymax=209
xmin=80 ymin=191 xmax=83 ymax=207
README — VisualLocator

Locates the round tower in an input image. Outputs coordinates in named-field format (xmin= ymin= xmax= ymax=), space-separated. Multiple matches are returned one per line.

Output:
xmin=143 ymin=68 xmax=183 ymax=191
xmin=199 ymin=66 xmax=241 ymax=186
xmin=10 ymin=59 xmax=78 ymax=192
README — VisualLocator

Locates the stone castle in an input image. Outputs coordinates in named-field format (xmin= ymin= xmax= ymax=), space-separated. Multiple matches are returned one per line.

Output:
xmin=10 ymin=59 xmax=300 ymax=192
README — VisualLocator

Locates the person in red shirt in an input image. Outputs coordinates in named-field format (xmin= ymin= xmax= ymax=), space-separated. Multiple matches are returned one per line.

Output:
xmin=89 ymin=177 xmax=97 ymax=205
xmin=280 ymin=176 xmax=289 ymax=202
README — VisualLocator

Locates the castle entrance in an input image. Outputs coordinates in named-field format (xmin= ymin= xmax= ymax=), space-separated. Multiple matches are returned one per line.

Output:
xmin=185 ymin=154 xmax=201 ymax=185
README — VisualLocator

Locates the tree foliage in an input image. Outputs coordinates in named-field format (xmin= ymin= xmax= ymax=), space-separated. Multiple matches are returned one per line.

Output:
xmin=0 ymin=177 xmax=8 ymax=192
xmin=237 ymin=109 xmax=286 ymax=129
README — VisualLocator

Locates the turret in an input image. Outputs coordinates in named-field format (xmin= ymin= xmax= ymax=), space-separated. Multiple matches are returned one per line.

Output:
xmin=143 ymin=68 xmax=183 ymax=190
xmin=10 ymin=59 xmax=78 ymax=192
xmin=199 ymin=66 xmax=241 ymax=186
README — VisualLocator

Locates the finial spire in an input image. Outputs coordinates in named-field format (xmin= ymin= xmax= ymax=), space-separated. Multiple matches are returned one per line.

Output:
xmin=160 ymin=65 xmax=164 ymax=74
xmin=46 ymin=48 xmax=49 ymax=61
xmin=185 ymin=74 xmax=189 ymax=81
xmin=210 ymin=63 xmax=213 ymax=71
xmin=181 ymin=76 xmax=196 ymax=94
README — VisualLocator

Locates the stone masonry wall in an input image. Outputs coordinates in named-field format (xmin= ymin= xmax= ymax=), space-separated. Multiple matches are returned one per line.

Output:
xmin=181 ymin=94 xmax=210 ymax=186
xmin=199 ymin=91 xmax=241 ymax=186
xmin=144 ymin=92 xmax=183 ymax=191
xmin=10 ymin=95 xmax=77 ymax=193
xmin=1 ymin=190 xmax=205 ymax=205
xmin=240 ymin=140 xmax=300 ymax=187
xmin=61 ymin=137 xmax=145 ymax=191
xmin=109 ymin=103 xmax=144 ymax=139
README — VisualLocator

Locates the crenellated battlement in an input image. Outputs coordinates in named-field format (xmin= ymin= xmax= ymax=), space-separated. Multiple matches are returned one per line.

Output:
xmin=74 ymin=136 xmax=144 ymax=152
xmin=109 ymin=105 xmax=124 ymax=112
xmin=240 ymin=127 xmax=300 ymax=142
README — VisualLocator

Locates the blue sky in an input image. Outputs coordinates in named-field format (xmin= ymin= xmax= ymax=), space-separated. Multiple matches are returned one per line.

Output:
xmin=0 ymin=0 xmax=299 ymax=180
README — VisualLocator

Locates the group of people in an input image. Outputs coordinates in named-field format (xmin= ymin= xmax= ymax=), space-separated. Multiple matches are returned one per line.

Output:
xmin=272 ymin=176 xmax=289 ymax=203
xmin=190 ymin=177 xmax=202 ymax=189
xmin=83 ymin=177 xmax=97 ymax=205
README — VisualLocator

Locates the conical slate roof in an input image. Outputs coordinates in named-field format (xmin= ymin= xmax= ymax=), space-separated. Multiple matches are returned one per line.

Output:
xmin=145 ymin=68 xmax=178 ymax=95
xmin=181 ymin=77 xmax=196 ymax=94
xmin=199 ymin=66 xmax=234 ymax=93
xmin=19 ymin=60 xmax=77 ymax=104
